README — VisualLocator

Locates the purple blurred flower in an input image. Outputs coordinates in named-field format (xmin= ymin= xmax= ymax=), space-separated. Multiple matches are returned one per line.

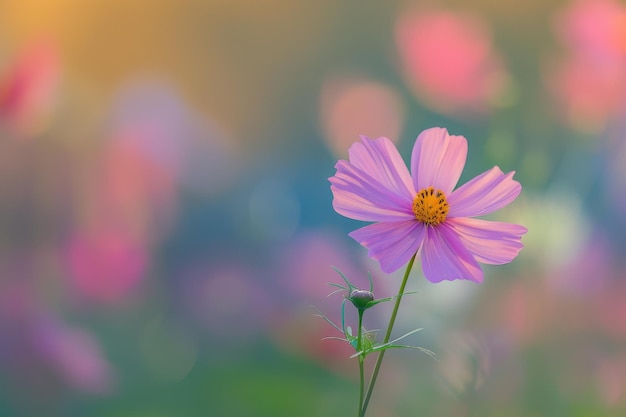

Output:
xmin=0 ymin=281 xmax=115 ymax=398
xmin=329 ymin=127 xmax=526 ymax=282
xmin=33 ymin=317 xmax=115 ymax=394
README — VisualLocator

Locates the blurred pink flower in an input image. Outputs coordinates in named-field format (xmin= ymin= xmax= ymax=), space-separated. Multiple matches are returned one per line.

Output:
xmin=274 ymin=308 xmax=357 ymax=376
xmin=0 ymin=39 xmax=60 ymax=137
xmin=555 ymin=0 xmax=626 ymax=60
xmin=329 ymin=127 xmax=526 ymax=282
xmin=271 ymin=230 xmax=378 ymax=374
xmin=494 ymin=280 xmax=542 ymax=346
xmin=99 ymin=133 xmax=178 ymax=241
xmin=546 ymin=56 xmax=626 ymax=128
xmin=319 ymin=76 xmax=405 ymax=157
xmin=276 ymin=230 xmax=371 ymax=302
xmin=65 ymin=230 xmax=148 ymax=303
xmin=64 ymin=125 xmax=182 ymax=303
xmin=594 ymin=278 xmax=626 ymax=339
xmin=396 ymin=9 xmax=508 ymax=115
xmin=595 ymin=354 xmax=626 ymax=406
xmin=547 ymin=0 xmax=626 ymax=129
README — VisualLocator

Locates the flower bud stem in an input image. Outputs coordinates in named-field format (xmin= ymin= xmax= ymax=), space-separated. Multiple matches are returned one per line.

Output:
xmin=359 ymin=252 xmax=417 ymax=417
xmin=357 ymin=309 xmax=365 ymax=417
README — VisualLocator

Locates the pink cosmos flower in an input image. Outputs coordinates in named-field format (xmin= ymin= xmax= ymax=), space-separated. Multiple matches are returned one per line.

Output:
xmin=329 ymin=127 xmax=526 ymax=282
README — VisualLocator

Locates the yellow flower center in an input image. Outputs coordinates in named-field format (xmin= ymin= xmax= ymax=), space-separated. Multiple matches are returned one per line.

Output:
xmin=412 ymin=187 xmax=449 ymax=226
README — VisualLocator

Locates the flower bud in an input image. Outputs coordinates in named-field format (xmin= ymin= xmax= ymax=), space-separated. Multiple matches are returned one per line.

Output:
xmin=349 ymin=289 xmax=375 ymax=310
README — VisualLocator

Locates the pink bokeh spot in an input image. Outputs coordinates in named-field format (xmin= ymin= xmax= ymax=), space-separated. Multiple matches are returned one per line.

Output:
xmin=548 ymin=56 xmax=626 ymax=127
xmin=0 ymin=38 xmax=60 ymax=137
xmin=547 ymin=0 xmax=626 ymax=129
xmin=319 ymin=76 xmax=405 ymax=157
xmin=396 ymin=9 xmax=507 ymax=115
xmin=101 ymin=132 xmax=178 ymax=236
xmin=555 ymin=0 xmax=626 ymax=60
xmin=66 ymin=231 xmax=148 ymax=303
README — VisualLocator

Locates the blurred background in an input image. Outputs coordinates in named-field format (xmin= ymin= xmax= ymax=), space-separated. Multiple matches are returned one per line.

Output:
xmin=1 ymin=0 xmax=625 ymax=416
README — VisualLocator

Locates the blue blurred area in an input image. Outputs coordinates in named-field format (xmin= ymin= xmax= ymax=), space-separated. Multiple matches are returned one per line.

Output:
xmin=1 ymin=1 xmax=626 ymax=416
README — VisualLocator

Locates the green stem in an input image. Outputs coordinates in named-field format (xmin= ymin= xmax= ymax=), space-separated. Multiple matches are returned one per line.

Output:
xmin=359 ymin=253 xmax=417 ymax=417
xmin=358 ymin=354 xmax=364 ymax=416
xmin=357 ymin=310 xmax=364 ymax=417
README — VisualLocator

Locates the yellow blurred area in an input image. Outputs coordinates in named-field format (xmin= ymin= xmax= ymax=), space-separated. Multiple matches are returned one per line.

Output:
xmin=0 ymin=0 xmax=333 ymax=150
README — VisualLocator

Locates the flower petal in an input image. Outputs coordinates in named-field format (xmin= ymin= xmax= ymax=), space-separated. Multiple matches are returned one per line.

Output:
xmin=446 ymin=218 xmax=527 ymax=264
xmin=411 ymin=127 xmax=467 ymax=194
xmin=330 ymin=161 xmax=414 ymax=221
xmin=421 ymin=224 xmax=483 ymax=283
xmin=349 ymin=136 xmax=415 ymax=198
xmin=448 ymin=166 xmax=521 ymax=218
xmin=349 ymin=220 xmax=425 ymax=273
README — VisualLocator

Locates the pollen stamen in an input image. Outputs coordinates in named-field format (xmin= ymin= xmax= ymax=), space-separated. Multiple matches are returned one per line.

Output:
xmin=412 ymin=187 xmax=449 ymax=226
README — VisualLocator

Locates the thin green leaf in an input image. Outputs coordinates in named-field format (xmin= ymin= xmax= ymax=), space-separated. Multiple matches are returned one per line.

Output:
xmin=322 ymin=336 xmax=349 ymax=342
xmin=327 ymin=287 xmax=347 ymax=297
xmin=311 ymin=306 xmax=344 ymax=333
xmin=364 ymin=344 xmax=436 ymax=359
xmin=383 ymin=328 xmax=423 ymax=346
xmin=363 ymin=291 xmax=419 ymax=308
xmin=331 ymin=266 xmax=354 ymax=290
xmin=341 ymin=298 xmax=347 ymax=334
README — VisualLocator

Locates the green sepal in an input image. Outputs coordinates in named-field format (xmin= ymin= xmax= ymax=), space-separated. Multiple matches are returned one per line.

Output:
xmin=350 ymin=328 xmax=437 ymax=360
